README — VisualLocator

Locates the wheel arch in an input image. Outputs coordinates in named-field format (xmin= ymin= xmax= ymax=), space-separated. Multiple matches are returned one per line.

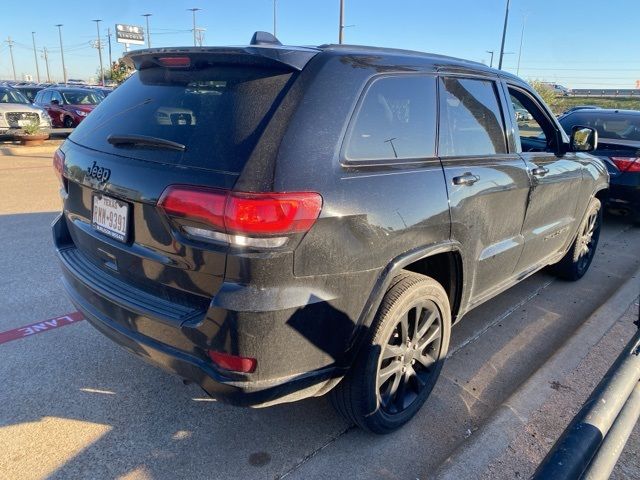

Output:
xmin=355 ymin=241 xmax=466 ymax=339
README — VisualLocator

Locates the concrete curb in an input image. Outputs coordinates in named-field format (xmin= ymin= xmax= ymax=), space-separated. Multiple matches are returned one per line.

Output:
xmin=0 ymin=143 xmax=61 ymax=156
xmin=434 ymin=267 xmax=640 ymax=480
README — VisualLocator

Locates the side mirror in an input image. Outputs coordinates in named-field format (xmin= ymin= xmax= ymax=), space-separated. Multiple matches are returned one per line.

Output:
xmin=570 ymin=125 xmax=598 ymax=152
xmin=51 ymin=99 xmax=59 ymax=105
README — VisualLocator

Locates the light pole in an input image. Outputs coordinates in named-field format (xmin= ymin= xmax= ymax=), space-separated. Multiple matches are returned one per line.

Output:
xmin=142 ymin=13 xmax=152 ymax=48
xmin=498 ymin=0 xmax=510 ymax=70
xmin=55 ymin=24 xmax=67 ymax=84
xmin=188 ymin=8 xmax=201 ymax=47
xmin=486 ymin=50 xmax=494 ymax=68
xmin=273 ymin=0 xmax=277 ymax=37
xmin=42 ymin=47 xmax=51 ymax=83
xmin=92 ymin=20 xmax=105 ymax=86
xmin=31 ymin=32 xmax=41 ymax=82
xmin=516 ymin=14 xmax=528 ymax=76
xmin=338 ymin=0 xmax=345 ymax=44
xmin=6 ymin=37 xmax=16 ymax=81
xmin=107 ymin=28 xmax=113 ymax=66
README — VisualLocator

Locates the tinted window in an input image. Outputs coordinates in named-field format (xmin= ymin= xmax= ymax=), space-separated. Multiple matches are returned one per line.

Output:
xmin=51 ymin=91 xmax=63 ymax=103
xmin=37 ymin=91 xmax=49 ymax=104
xmin=69 ymin=66 xmax=293 ymax=172
xmin=61 ymin=90 xmax=102 ymax=105
xmin=0 ymin=88 xmax=30 ymax=104
xmin=438 ymin=77 xmax=506 ymax=156
xmin=344 ymin=76 xmax=437 ymax=161
xmin=560 ymin=113 xmax=640 ymax=142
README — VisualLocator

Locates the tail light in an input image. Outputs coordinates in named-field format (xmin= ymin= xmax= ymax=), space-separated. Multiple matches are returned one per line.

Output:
xmin=53 ymin=149 xmax=65 ymax=185
xmin=208 ymin=350 xmax=257 ymax=373
xmin=158 ymin=56 xmax=191 ymax=68
xmin=158 ymin=186 xmax=323 ymax=248
xmin=610 ymin=157 xmax=640 ymax=173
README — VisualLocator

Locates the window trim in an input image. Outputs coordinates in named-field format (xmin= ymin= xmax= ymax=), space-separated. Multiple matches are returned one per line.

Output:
xmin=436 ymin=75 xmax=509 ymax=159
xmin=340 ymin=72 xmax=439 ymax=167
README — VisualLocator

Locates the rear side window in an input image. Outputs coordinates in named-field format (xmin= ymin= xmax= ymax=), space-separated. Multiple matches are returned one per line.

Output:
xmin=344 ymin=75 xmax=437 ymax=162
xmin=438 ymin=77 xmax=506 ymax=157
xmin=69 ymin=66 xmax=294 ymax=173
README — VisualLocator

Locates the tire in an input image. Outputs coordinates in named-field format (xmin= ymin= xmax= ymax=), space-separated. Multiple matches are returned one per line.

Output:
xmin=330 ymin=271 xmax=451 ymax=434
xmin=63 ymin=116 xmax=75 ymax=128
xmin=551 ymin=197 xmax=602 ymax=281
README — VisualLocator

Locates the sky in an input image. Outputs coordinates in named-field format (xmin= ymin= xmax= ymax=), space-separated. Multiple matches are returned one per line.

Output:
xmin=0 ymin=0 xmax=638 ymax=89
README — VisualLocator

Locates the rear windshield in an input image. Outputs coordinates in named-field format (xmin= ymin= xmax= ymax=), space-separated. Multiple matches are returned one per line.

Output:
xmin=560 ymin=112 xmax=640 ymax=142
xmin=70 ymin=65 xmax=294 ymax=172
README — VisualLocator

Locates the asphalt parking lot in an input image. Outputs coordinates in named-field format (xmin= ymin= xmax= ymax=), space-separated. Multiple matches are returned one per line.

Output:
xmin=1 ymin=151 xmax=639 ymax=480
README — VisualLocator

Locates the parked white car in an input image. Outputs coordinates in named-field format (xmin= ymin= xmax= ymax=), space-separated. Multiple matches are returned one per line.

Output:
xmin=0 ymin=86 xmax=51 ymax=135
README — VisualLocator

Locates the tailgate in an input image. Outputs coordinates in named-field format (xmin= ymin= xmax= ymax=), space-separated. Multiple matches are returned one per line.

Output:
xmin=60 ymin=141 xmax=236 ymax=307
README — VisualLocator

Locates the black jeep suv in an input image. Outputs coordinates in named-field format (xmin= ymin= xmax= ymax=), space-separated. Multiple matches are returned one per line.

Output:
xmin=53 ymin=33 xmax=608 ymax=433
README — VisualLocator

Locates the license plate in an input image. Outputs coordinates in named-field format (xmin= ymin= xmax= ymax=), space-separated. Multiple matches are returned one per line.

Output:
xmin=92 ymin=194 xmax=129 ymax=242
xmin=17 ymin=119 xmax=30 ymax=127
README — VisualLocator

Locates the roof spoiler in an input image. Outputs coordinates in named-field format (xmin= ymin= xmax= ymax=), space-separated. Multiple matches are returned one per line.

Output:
xmin=124 ymin=32 xmax=319 ymax=72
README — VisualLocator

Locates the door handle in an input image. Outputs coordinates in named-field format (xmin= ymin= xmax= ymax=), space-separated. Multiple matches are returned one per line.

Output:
xmin=453 ymin=172 xmax=480 ymax=186
xmin=532 ymin=166 xmax=549 ymax=177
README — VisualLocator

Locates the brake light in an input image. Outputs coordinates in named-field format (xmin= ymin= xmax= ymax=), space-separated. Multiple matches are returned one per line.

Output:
xmin=158 ymin=56 xmax=191 ymax=68
xmin=53 ymin=149 xmax=64 ymax=183
xmin=208 ymin=351 xmax=257 ymax=373
xmin=158 ymin=186 xmax=322 ymax=248
xmin=610 ymin=157 xmax=640 ymax=173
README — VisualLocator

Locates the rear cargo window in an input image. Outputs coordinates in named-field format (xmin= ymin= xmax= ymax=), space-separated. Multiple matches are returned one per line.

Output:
xmin=69 ymin=66 xmax=293 ymax=172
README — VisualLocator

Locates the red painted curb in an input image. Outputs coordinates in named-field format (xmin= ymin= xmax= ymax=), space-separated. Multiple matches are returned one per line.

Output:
xmin=0 ymin=312 xmax=84 ymax=345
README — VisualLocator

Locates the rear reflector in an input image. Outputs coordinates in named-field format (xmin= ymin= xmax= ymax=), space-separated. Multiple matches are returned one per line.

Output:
xmin=158 ymin=56 xmax=191 ymax=68
xmin=53 ymin=149 xmax=64 ymax=183
xmin=158 ymin=186 xmax=322 ymax=247
xmin=208 ymin=351 xmax=257 ymax=373
xmin=611 ymin=157 xmax=640 ymax=173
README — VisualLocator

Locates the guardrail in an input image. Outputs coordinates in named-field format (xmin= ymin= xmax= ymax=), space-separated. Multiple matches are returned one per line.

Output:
xmin=569 ymin=89 xmax=640 ymax=98
xmin=533 ymin=324 xmax=640 ymax=479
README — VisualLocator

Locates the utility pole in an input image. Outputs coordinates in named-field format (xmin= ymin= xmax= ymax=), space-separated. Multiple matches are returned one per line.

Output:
xmin=338 ymin=0 xmax=345 ymax=44
xmin=188 ymin=8 xmax=201 ymax=47
xmin=107 ymin=27 xmax=113 ymax=66
xmin=516 ymin=14 xmax=528 ymax=76
xmin=195 ymin=28 xmax=205 ymax=47
xmin=273 ymin=0 xmax=277 ymax=37
xmin=142 ymin=13 xmax=152 ymax=48
xmin=41 ymin=47 xmax=51 ymax=82
xmin=486 ymin=50 xmax=494 ymax=68
xmin=55 ymin=24 xmax=67 ymax=84
xmin=31 ymin=32 xmax=41 ymax=82
xmin=498 ymin=0 xmax=510 ymax=70
xmin=92 ymin=20 xmax=105 ymax=86
xmin=6 ymin=37 xmax=16 ymax=81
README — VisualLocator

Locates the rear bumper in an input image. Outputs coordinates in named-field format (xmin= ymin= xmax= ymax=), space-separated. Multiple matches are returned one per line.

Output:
xmin=52 ymin=214 xmax=350 ymax=406
xmin=607 ymin=182 xmax=640 ymax=219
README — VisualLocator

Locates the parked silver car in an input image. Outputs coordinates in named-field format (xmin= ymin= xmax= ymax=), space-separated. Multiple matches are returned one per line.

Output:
xmin=0 ymin=86 xmax=51 ymax=135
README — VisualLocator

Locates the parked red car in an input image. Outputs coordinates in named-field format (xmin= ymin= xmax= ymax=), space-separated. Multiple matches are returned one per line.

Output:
xmin=33 ymin=87 xmax=103 ymax=128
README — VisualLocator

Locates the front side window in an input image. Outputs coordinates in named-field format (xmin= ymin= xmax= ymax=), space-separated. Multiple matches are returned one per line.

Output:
xmin=438 ymin=77 xmax=506 ymax=157
xmin=508 ymin=86 xmax=557 ymax=152
xmin=51 ymin=91 xmax=63 ymax=104
xmin=344 ymin=75 xmax=437 ymax=162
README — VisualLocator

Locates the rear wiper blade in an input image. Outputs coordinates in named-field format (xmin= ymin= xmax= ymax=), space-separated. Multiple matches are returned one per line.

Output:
xmin=107 ymin=134 xmax=186 ymax=152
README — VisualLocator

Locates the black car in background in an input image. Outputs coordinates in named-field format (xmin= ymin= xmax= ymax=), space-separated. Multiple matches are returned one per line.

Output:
xmin=561 ymin=105 xmax=602 ymax=116
xmin=559 ymin=109 xmax=640 ymax=222
xmin=13 ymin=85 xmax=45 ymax=103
